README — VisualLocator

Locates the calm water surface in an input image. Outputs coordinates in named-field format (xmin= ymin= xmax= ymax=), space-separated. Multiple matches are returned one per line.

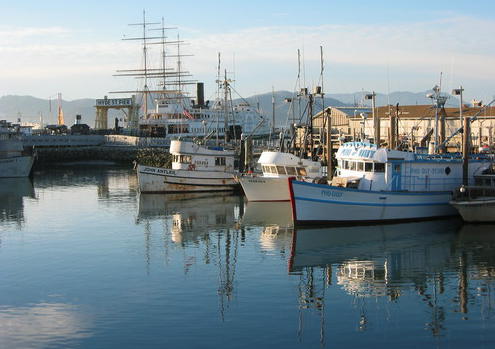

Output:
xmin=1 ymin=165 xmax=495 ymax=348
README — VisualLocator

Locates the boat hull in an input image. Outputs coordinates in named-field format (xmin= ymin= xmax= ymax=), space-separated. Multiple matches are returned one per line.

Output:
xmin=137 ymin=164 xmax=239 ymax=193
xmin=450 ymin=199 xmax=495 ymax=222
xmin=0 ymin=155 xmax=34 ymax=178
xmin=237 ymin=176 xmax=290 ymax=201
xmin=288 ymin=178 xmax=458 ymax=225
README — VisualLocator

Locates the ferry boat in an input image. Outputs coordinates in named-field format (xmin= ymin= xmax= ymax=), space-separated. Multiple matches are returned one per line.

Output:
xmin=235 ymin=151 xmax=323 ymax=201
xmin=288 ymin=141 xmax=491 ymax=225
xmin=137 ymin=139 xmax=239 ymax=193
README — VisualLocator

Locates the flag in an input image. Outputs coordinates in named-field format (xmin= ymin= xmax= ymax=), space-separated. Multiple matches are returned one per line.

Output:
xmin=183 ymin=109 xmax=194 ymax=120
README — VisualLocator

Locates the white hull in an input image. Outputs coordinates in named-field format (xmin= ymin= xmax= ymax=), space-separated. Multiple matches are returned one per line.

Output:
xmin=237 ymin=151 xmax=323 ymax=201
xmin=0 ymin=155 xmax=34 ymax=178
xmin=289 ymin=178 xmax=458 ymax=225
xmin=450 ymin=199 xmax=495 ymax=222
xmin=238 ymin=176 xmax=290 ymax=201
xmin=137 ymin=164 xmax=238 ymax=193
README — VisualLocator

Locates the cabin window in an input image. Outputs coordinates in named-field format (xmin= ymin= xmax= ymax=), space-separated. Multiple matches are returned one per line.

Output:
xmin=262 ymin=165 xmax=268 ymax=173
xmin=296 ymin=167 xmax=307 ymax=176
xmin=357 ymin=162 xmax=364 ymax=171
xmin=215 ymin=157 xmax=226 ymax=166
xmin=343 ymin=160 xmax=349 ymax=170
xmin=374 ymin=163 xmax=385 ymax=173
xmin=350 ymin=162 xmax=357 ymax=171
xmin=270 ymin=166 xmax=277 ymax=174
xmin=394 ymin=164 xmax=401 ymax=172
xmin=276 ymin=166 xmax=286 ymax=175
xmin=176 ymin=155 xmax=192 ymax=164
xmin=264 ymin=165 xmax=273 ymax=174
xmin=286 ymin=166 xmax=297 ymax=175
xmin=364 ymin=162 xmax=373 ymax=172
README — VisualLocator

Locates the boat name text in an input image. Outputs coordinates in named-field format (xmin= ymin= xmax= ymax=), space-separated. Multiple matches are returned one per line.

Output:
xmin=409 ymin=167 xmax=445 ymax=175
xmin=247 ymin=179 xmax=266 ymax=183
xmin=320 ymin=189 xmax=343 ymax=198
xmin=340 ymin=148 xmax=376 ymax=159
xmin=142 ymin=167 xmax=176 ymax=175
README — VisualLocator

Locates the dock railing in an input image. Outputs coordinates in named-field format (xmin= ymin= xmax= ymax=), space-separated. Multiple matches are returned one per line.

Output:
xmin=22 ymin=135 xmax=170 ymax=148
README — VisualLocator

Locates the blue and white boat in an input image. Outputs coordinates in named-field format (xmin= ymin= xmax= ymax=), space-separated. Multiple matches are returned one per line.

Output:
xmin=288 ymin=141 xmax=491 ymax=225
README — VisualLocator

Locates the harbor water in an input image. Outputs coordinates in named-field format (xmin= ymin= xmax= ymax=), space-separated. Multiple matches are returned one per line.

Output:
xmin=1 ymin=165 xmax=495 ymax=348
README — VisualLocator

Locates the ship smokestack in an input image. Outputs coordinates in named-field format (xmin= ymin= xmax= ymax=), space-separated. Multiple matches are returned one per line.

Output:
xmin=196 ymin=83 xmax=205 ymax=107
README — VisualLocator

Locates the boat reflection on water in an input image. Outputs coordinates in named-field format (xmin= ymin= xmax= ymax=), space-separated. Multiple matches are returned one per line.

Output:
xmin=0 ymin=178 xmax=35 ymax=227
xmin=137 ymin=192 xmax=245 ymax=321
xmin=240 ymin=201 xmax=294 ymax=253
xmin=288 ymin=219 xmax=495 ymax=341
xmin=137 ymin=192 xmax=243 ymax=244
xmin=290 ymin=219 xmax=461 ymax=281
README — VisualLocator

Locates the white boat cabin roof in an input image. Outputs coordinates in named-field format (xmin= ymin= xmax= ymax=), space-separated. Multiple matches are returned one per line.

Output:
xmin=258 ymin=151 xmax=320 ymax=167
xmin=336 ymin=142 xmax=416 ymax=163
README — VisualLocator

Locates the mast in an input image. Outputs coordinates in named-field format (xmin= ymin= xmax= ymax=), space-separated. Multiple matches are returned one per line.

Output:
xmin=224 ymin=69 xmax=229 ymax=143
xmin=216 ymin=53 xmax=221 ymax=145
xmin=272 ymin=86 xmax=275 ymax=136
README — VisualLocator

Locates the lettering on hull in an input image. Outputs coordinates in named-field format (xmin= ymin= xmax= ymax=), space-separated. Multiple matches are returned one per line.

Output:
xmin=142 ymin=167 xmax=176 ymax=175
xmin=320 ymin=189 xmax=343 ymax=197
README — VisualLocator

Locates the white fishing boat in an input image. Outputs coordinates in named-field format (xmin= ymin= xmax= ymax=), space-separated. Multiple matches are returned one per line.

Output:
xmin=288 ymin=141 xmax=491 ymax=225
xmin=137 ymin=139 xmax=239 ymax=193
xmin=235 ymin=151 xmax=323 ymax=201
xmin=0 ymin=131 xmax=34 ymax=178
xmin=450 ymin=170 xmax=495 ymax=222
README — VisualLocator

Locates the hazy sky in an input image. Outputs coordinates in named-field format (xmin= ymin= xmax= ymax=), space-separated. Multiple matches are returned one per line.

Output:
xmin=1 ymin=0 xmax=495 ymax=105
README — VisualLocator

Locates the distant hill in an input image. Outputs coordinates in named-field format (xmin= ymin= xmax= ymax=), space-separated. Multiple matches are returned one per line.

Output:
xmin=0 ymin=95 xmax=98 ymax=126
xmin=0 ymin=90 xmax=458 ymax=128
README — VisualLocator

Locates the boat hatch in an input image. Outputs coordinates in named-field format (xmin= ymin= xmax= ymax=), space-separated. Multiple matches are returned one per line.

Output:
xmin=331 ymin=176 xmax=362 ymax=188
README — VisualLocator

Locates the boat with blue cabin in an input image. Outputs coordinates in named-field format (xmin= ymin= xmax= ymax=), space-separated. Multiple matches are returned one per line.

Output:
xmin=289 ymin=141 xmax=491 ymax=225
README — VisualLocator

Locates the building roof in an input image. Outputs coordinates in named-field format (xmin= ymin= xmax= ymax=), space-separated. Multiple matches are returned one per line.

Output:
xmin=375 ymin=104 xmax=495 ymax=119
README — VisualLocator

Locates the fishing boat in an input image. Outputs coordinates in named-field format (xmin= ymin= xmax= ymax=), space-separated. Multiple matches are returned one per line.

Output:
xmin=0 ymin=126 xmax=35 ymax=178
xmin=288 ymin=141 xmax=491 ymax=225
xmin=236 ymin=49 xmax=326 ymax=202
xmin=450 ymin=167 xmax=495 ymax=222
xmin=235 ymin=151 xmax=323 ymax=201
xmin=137 ymin=139 xmax=239 ymax=193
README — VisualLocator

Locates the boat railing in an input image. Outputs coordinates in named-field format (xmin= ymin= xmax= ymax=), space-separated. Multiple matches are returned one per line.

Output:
xmin=391 ymin=174 xmax=463 ymax=192
xmin=453 ymin=186 xmax=495 ymax=200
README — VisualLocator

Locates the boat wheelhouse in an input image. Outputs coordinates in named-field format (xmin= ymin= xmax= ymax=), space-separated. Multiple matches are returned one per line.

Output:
xmin=236 ymin=151 xmax=323 ymax=201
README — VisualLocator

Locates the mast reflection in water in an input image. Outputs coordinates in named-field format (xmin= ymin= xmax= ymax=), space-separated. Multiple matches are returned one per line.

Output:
xmin=289 ymin=220 xmax=495 ymax=345
xmin=1 ymin=166 xmax=495 ymax=348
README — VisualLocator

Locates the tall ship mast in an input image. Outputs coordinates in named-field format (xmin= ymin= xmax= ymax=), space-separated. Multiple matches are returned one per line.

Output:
xmin=113 ymin=13 xmax=271 ymax=140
